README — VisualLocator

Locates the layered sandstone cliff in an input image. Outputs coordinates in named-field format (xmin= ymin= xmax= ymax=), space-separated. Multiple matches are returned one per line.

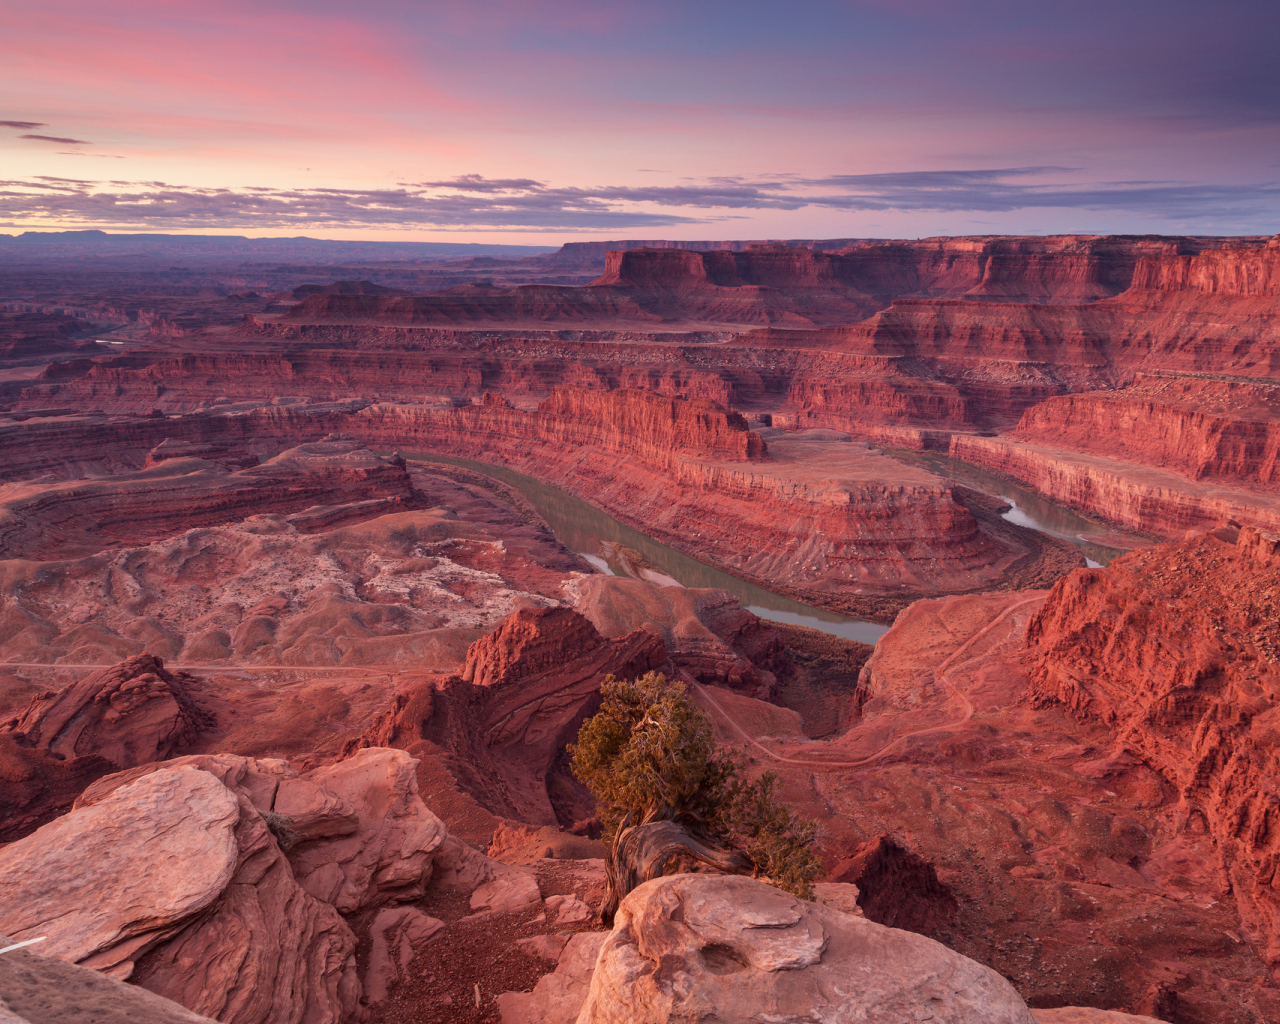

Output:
xmin=1012 ymin=376 xmax=1280 ymax=486
xmin=346 ymin=391 xmax=1017 ymax=603
xmin=262 ymin=235 xmax=1280 ymax=335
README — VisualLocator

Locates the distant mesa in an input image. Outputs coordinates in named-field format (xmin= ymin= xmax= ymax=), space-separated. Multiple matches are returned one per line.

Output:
xmin=290 ymin=279 xmax=409 ymax=299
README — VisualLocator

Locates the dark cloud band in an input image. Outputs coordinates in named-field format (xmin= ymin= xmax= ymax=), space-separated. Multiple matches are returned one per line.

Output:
xmin=19 ymin=134 xmax=92 ymax=145
xmin=1 ymin=168 xmax=1275 ymax=231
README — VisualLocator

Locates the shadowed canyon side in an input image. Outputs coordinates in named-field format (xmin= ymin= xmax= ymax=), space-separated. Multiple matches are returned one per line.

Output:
xmin=2 ymin=233 xmax=1280 ymax=1024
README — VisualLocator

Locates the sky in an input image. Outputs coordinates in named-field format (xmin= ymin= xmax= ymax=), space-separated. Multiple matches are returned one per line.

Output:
xmin=2 ymin=0 xmax=1278 ymax=242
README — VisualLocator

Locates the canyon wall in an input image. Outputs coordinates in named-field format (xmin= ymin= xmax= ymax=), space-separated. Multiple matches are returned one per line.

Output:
xmin=1027 ymin=528 xmax=1280 ymax=968
xmin=1012 ymin=376 xmax=1280 ymax=486
xmin=594 ymin=235 xmax=1172 ymax=305
xmin=338 ymin=392 xmax=1013 ymax=604
xmin=6 ymin=233 xmax=1279 ymax=608
xmin=514 ymin=386 xmax=767 ymax=462
xmin=0 ymin=439 xmax=413 ymax=559
xmin=948 ymin=433 xmax=1280 ymax=538
xmin=1125 ymin=240 xmax=1280 ymax=297
xmin=18 ymin=237 xmax=1279 ymax=443
xmin=268 ymin=235 xmax=1280 ymax=334
xmin=0 ymin=389 xmax=1019 ymax=610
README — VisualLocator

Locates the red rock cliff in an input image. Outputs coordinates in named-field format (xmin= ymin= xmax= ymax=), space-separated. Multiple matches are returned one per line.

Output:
xmin=533 ymin=386 xmax=767 ymax=462
xmin=1013 ymin=376 xmax=1280 ymax=487
xmin=1125 ymin=238 xmax=1280 ymax=297
xmin=1026 ymin=529 xmax=1280 ymax=966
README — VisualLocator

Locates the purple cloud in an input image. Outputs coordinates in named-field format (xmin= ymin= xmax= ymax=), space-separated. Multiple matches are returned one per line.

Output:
xmin=1 ymin=120 xmax=47 ymax=130
xmin=20 ymin=134 xmax=91 ymax=145
xmin=0 ymin=168 xmax=1275 ymax=232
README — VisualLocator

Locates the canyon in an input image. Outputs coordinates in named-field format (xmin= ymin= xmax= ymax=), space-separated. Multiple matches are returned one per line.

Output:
xmin=0 ymin=231 xmax=1277 ymax=1024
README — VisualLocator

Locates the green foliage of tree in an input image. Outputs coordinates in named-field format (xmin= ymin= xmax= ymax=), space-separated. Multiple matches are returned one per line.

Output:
xmin=569 ymin=671 xmax=822 ymax=900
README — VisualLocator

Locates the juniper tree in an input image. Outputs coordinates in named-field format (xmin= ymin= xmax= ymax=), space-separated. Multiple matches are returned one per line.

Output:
xmin=569 ymin=671 xmax=821 ymax=922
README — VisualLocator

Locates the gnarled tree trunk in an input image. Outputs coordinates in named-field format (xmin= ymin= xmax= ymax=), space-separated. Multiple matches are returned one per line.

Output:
xmin=601 ymin=818 xmax=753 ymax=925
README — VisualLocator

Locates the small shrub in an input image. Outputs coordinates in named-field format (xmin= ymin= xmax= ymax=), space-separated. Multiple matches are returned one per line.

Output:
xmin=261 ymin=810 xmax=299 ymax=851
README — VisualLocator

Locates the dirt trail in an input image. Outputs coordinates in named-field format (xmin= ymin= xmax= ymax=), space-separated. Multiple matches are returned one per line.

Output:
xmin=686 ymin=594 xmax=1043 ymax=771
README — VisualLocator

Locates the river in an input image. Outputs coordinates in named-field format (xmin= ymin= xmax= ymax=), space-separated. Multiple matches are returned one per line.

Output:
xmin=900 ymin=453 xmax=1132 ymax=567
xmin=400 ymin=448 xmax=1134 ymax=646
xmin=400 ymin=452 xmax=890 ymax=645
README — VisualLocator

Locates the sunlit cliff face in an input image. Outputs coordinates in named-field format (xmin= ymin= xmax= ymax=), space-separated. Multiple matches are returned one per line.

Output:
xmin=2 ymin=0 xmax=1278 ymax=240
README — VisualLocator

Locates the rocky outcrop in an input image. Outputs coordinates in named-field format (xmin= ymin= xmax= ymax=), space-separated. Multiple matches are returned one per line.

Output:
xmin=0 ymin=734 xmax=112 ymax=843
xmin=570 ymin=576 xmax=783 ymax=698
xmin=0 ymin=656 xmax=211 ymax=843
xmin=3 ymin=654 xmax=212 ymax=769
xmin=460 ymin=605 xmax=618 ymax=687
xmin=576 ymin=874 xmax=1037 ymax=1023
xmin=0 ymin=310 xmax=99 ymax=361
xmin=0 ymin=505 xmax=563 ymax=670
xmin=0 ymin=748 xmax=458 ymax=1024
xmin=80 ymin=749 xmax=449 ymax=915
xmin=144 ymin=437 xmax=261 ymax=470
xmin=289 ymin=748 xmax=448 ymax=912
xmin=1032 ymin=1013 xmax=1167 ymax=1024
xmin=0 ymin=765 xmax=360 ymax=1024
xmin=496 ymin=931 xmax=608 ymax=1024
xmin=826 ymin=834 xmax=957 ymax=936
xmin=361 ymin=907 xmax=445 ymax=1005
xmin=1027 ymin=530 xmax=1280 ymax=967
xmin=345 ymin=606 xmax=666 ymax=825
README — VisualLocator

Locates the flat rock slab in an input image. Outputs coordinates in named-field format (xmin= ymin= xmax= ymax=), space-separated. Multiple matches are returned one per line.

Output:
xmin=544 ymin=895 xmax=592 ymax=925
xmin=364 ymin=907 xmax=445 ymax=1005
xmin=0 ymin=768 xmax=239 ymax=965
xmin=498 ymin=932 xmax=609 ymax=1024
xmin=812 ymin=882 xmax=863 ymax=917
xmin=469 ymin=870 xmax=542 ymax=916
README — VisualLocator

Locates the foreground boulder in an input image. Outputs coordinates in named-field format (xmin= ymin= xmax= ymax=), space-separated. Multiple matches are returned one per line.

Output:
xmin=0 ymin=769 xmax=241 ymax=975
xmin=0 ymin=765 xmax=359 ymax=1024
xmin=577 ymin=874 xmax=1037 ymax=1024
xmin=0 ymin=747 xmax=455 ymax=1024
